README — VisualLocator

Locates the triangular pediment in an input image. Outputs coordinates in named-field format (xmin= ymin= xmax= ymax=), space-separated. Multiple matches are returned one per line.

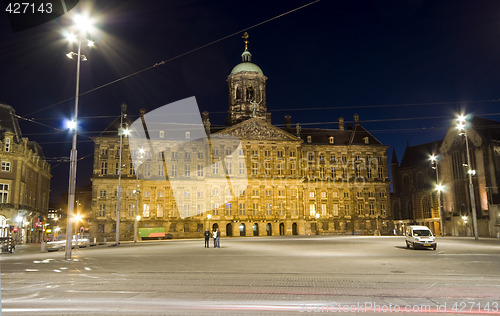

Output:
xmin=215 ymin=117 xmax=301 ymax=141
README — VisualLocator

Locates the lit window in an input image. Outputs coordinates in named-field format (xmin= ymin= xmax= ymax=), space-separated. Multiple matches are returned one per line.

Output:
xmin=0 ymin=184 xmax=9 ymax=203
xmin=4 ymin=138 xmax=10 ymax=152
xmin=329 ymin=137 xmax=334 ymax=144
xmin=307 ymin=136 xmax=311 ymax=143
xmin=143 ymin=204 xmax=150 ymax=217
xmin=185 ymin=131 xmax=190 ymax=139
xmin=159 ymin=130 xmax=164 ymax=138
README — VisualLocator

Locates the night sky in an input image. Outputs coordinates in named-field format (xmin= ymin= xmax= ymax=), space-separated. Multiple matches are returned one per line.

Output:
xmin=2 ymin=0 xmax=500 ymax=203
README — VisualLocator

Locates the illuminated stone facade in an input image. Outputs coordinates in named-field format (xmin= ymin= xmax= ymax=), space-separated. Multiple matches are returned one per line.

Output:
xmin=89 ymin=40 xmax=391 ymax=241
xmin=0 ymin=103 xmax=51 ymax=242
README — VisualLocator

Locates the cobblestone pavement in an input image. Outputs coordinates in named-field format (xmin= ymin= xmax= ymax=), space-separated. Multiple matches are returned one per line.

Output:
xmin=1 ymin=236 xmax=500 ymax=315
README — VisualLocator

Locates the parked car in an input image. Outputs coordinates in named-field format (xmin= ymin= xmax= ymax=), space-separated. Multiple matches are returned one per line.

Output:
xmin=405 ymin=225 xmax=437 ymax=250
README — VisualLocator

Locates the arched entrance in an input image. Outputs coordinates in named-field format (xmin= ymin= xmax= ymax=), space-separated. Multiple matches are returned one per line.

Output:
xmin=279 ymin=223 xmax=285 ymax=236
xmin=292 ymin=223 xmax=298 ymax=235
xmin=212 ymin=223 xmax=219 ymax=231
xmin=239 ymin=223 xmax=246 ymax=236
xmin=226 ymin=223 xmax=232 ymax=237
xmin=266 ymin=223 xmax=272 ymax=236
xmin=253 ymin=223 xmax=259 ymax=236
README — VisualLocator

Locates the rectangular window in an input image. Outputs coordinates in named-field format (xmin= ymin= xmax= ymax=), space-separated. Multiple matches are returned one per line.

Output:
xmin=226 ymin=162 xmax=232 ymax=174
xmin=170 ymin=165 xmax=177 ymax=177
xmin=289 ymin=151 xmax=296 ymax=157
xmin=128 ymin=204 xmax=135 ymax=217
xmin=252 ymin=150 xmax=258 ymax=157
xmin=171 ymin=152 xmax=178 ymax=160
xmin=381 ymin=203 xmax=386 ymax=215
xmin=197 ymin=164 xmax=203 ymax=176
xmin=100 ymin=147 xmax=107 ymax=156
xmin=212 ymin=162 xmax=219 ymax=174
xmin=0 ymin=184 xmax=9 ymax=203
xmin=278 ymin=190 xmax=285 ymax=197
xmin=265 ymin=150 xmax=271 ymax=157
xmin=143 ymin=204 xmax=150 ymax=217
xmin=157 ymin=205 xmax=163 ymax=217
xmin=279 ymin=203 xmax=285 ymax=216
xmin=4 ymin=138 xmax=10 ymax=152
xmin=143 ymin=191 xmax=150 ymax=198
xmin=266 ymin=203 xmax=272 ymax=215
xmin=253 ymin=203 xmax=259 ymax=215
xmin=265 ymin=189 xmax=272 ymax=197
xmin=251 ymin=162 xmax=258 ymax=175
xmin=321 ymin=204 xmax=327 ymax=216
xmin=367 ymin=168 xmax=372 ymax=179
xmin=197 ymin=152 xmax=203 ymax=159
xmin=185 ymin=152 xmax=191 ymax=160
xmin=212 ymin=188 xmax=219 ymax=196
xmin=357 ymin=203 xmax=363 ymax=215
xmin=98 ymin=204 xmax=106 ymax=217
xmin=309 ymin=191 xmax=315 ymax=198
xmin=129 ymin=162 xmax=135 ymax=175
xmin=184 ymin=165 xmax=191 ymax=177
xmin=226 ymin=203 xmax=232 ymax=215
xmin=378 ymin=167 xmax=384 ymax=178
xmin=277 ymin=150 xmax=283 ymax=157
xmin=309 ymin=204 xmax=316 ymax=216
xmin=344 ymin=204 xmax=350 ymax=216
xmin=101 ymin=162 xmax=108 ymax=175
xmin=239 ymin=203 xmax=245 ymax=215
xmin=144 ymin=163 xmax=151 ymax=176
xmin=333 ymin=204 xmax=339 ymax=216
xmin=115 ymin=162 xmax=120 ymax=175
xmin=265 ymin=162 xmax=271 ymax=175
xmin=99 ymin=190 xmax=106 ymax=198
xmin=239 ymin=162 xmax=245 ymax=175
xmin=356 ymin=165 xmax=362 ymax=177
xmin=369 ymin=203 xmax=375 ymax=215
xmin=1 ymin=161 xmax=11 ymax=172
xmin=158 ymin=164 xmax=165 ymax=176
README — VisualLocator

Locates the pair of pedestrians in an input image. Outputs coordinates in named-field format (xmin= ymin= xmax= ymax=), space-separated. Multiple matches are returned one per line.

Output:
xmin=204 ymin=228 xmax=220 ymax=248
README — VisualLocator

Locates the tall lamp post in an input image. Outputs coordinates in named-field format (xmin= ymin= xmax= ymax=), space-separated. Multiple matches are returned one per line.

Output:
xmin=457 ymin=114 xmax=479 ymax=240
xmin=116 ymin=104 xmax=130 ymax=246
xmin=430 ymin=154 xmax=444 ymax=236
xmin=64 ymin=14 xmax=95 ymax=260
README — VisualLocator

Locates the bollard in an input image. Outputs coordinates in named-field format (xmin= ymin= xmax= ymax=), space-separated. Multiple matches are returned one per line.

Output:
xmin=41 ymin=241 xmax=46 ymax=253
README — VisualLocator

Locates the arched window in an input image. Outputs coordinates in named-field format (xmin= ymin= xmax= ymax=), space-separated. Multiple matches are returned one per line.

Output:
xmin=402 ymin=175 xmax=410 ymax=193
xmin=307 ymin=136 xmax=312 ymax=143
xmin=235 ymin=85 xmax=242 ymax=100
xmin=239 ymin=223 xmax=246 ymax=236
xmin=329 ymin=137 xmax=334 ymax=144
xmin=422 ymin=197 xmax=431 ymax=218
xmin=246 ymin=86 xmax=254 ymax=101
xmin=416 ymin=173 xmax=424 ymax=189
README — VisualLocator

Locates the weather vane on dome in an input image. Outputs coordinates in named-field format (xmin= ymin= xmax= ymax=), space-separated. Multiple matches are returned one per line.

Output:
xmin=242 ymin=32 xmax=249 ymax=51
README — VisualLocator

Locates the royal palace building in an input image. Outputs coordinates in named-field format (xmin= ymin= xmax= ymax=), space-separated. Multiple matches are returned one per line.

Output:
xmin=89 ymin=35 xmax=392 ymax=241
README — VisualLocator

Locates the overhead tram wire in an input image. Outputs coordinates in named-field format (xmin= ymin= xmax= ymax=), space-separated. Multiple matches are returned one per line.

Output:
xmin=24 ymin=0 xmax=321 ymax=118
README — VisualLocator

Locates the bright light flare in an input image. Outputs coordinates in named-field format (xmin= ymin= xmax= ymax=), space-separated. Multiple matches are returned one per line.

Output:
xmin=87 ymin=40 xmax=94 ymax=47
xmin=468 ymin=169 xmax=476 ymax=175
xmin=64 ymin=32 xmax=77 ymax=43
xmin=73 ymin=14 xmax=94 ymax=33
xmin=16 ymin=216 xmax=23 ymax=222
xmin=315 ymin=213 xmax=320 ymax=219
xmin=136 ymin=216 xmax=141 ymax=221
xmin=435 ymin=184 xmax=445 ymax=192
xmin=207 ymin=214 xmax=212 ymax=220
xmin=65 ymin=119 xmax=77 ymax=130
xmin=73 ymin=214 xmax=83 ymax=223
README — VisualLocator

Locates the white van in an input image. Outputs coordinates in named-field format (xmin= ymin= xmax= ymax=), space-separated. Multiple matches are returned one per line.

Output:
xmin=405 ymin=225 xmax=437 ymax=250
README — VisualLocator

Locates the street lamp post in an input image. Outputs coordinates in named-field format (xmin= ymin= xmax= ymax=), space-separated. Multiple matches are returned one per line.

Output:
xmin=133 ymin=186 xmax=140 ymax=243
xmin=457 ymin=114 xmax=479 ymax=240
xmin=116 ymin=104 xmax=128 ymax=246
xmin=430 ymin=154 xmax=444 ymax=236
xmin=64 ymin=14 xmax=95 ymax=260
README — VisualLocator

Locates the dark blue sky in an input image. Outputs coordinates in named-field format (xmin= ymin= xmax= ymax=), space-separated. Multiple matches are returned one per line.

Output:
xmin=1 ymin=0 xmax=500 ymax=201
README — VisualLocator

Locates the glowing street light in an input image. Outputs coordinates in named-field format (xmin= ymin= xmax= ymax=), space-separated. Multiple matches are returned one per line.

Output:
xmin=456 ymin=113 xmax=479 ymax=240
xmin=429 ymin=154 xmax=444 ymax=236
xmin=64 ymin=12 xmax=96 ymax=260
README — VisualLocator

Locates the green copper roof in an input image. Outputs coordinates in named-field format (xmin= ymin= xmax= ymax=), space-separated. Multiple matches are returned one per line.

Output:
xmin=230 ymin=62 xmax=264 ymax=75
